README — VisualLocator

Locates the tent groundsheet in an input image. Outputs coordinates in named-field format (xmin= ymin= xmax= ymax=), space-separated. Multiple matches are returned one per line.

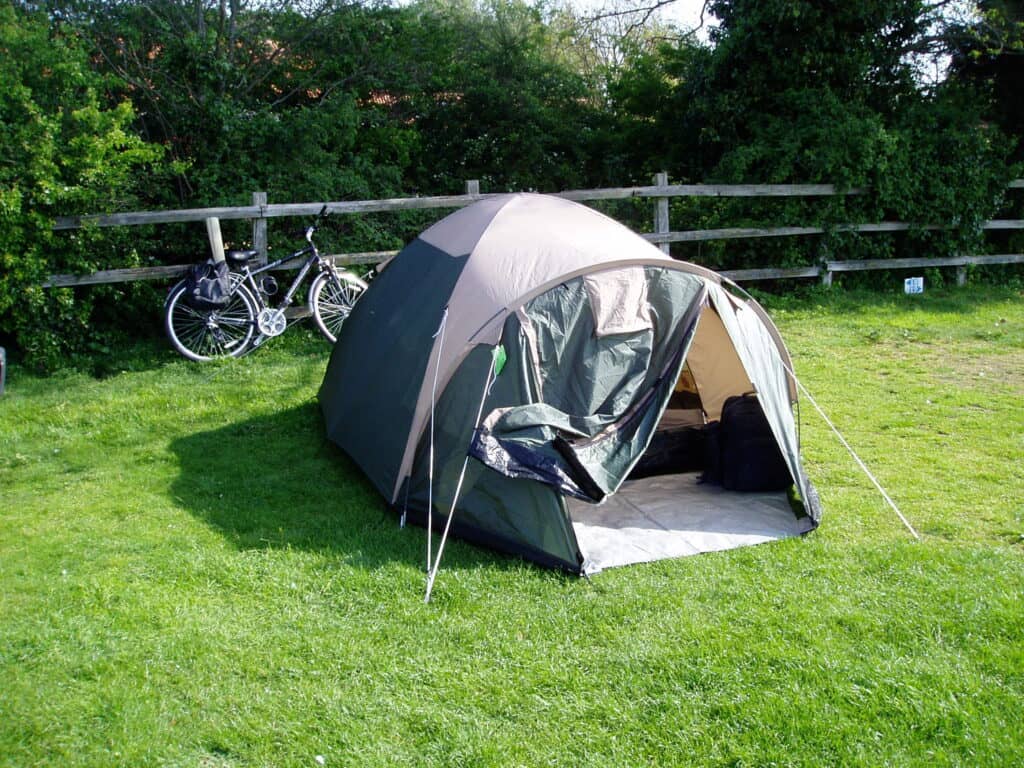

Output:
xmin=567 ymin=472 xmax=815 ymax=573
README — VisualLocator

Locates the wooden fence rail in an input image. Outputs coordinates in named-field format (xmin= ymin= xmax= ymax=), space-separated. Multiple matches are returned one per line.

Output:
xmin=51 ymin=182 xmax=871 ymax=231
xmin=46 ymin=176 xmax=1024 ymax=288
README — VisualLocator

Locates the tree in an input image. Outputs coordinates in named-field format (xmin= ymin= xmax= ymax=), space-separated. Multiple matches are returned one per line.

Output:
xmin=398 ymin=0 xmax=605 ymax=193
xmin=0 ymin=1 xmax=163 ymax=370
xmin=603 ymin=0 xmax=1013 ymax=268
xmin=947 ymin=1 xmax=1024 ymax=162
xmin=55 ymin=0 xmax=417 ymax=207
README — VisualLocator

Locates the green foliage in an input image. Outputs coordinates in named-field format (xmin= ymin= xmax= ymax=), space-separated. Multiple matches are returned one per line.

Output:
xmin=1 ymin=0 xmax=1020 ymax=370
xmin=871 ymin=86 xmax=1014 ymax=256
xmin=605 ymin=42 xmax=709 ymax=183
xmin=0 ymin=1 xmax=163 ymax=371
xmin=947 ymin=1 xmax=1024 ymax=162
xmin=604 ymin=0 xmax=1018 ymax=271
xmin=67 ymin=0 xmax=418 ymax=206
xmin=398 ymin=0 xmax=601 ymax=192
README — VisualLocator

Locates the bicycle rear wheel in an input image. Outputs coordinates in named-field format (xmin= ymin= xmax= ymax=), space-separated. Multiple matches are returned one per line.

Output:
xmin=310 ymin=270 xmax=368 ymax=343
xmin=165 ymin=279 xmax=258 ymax=361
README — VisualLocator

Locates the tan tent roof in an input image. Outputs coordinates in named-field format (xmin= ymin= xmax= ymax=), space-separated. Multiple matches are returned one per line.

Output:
xmin=392 ymin=194 xmax=782 ymax=500
xmin=393 ymin=195 xmax=672 ymax=497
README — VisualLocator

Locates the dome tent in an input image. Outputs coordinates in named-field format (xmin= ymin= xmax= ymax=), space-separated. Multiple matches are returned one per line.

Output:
xmin=319 ymin=194 xmax=820 ymax=578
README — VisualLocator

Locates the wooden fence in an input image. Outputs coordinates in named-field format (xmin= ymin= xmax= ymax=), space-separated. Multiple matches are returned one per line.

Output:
xmin=47 ymin=176 xmax=1024 ymax=288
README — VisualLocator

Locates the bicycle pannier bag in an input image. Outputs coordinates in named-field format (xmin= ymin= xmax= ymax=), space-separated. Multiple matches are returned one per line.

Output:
xmin=185 ymin=259 xmax=232 ymax=310
xmin=719 ymin=393 xmax=791 ymax=492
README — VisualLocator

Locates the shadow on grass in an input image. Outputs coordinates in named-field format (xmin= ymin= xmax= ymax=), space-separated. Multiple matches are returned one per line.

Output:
xmin=168 ymin=401 xmax=509 ymax=573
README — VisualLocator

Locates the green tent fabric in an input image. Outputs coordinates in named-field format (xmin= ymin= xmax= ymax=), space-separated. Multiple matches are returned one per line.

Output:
xmin=318 ymin=239 xmax=469 ymax=500
xmin=404 ymin=337 xmax=581 ymax=571
xmin=470 ymin=269 xmax=706 ymax=502
xmin=320 ymin=193 xmax=821 ymax=575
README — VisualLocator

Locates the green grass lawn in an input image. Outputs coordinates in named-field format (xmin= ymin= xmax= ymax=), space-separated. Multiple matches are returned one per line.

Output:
xmin=1 ymin=286 xmax=1022 ymax=767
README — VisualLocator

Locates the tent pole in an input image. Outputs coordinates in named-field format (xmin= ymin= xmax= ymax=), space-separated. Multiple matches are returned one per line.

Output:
xmin=425 ymin=347 xmax=499 ymax=603
xmin=425 ymin=308 xmax=450 ymax=571
xmin=399 ymin=482 xmax=410 ymax=528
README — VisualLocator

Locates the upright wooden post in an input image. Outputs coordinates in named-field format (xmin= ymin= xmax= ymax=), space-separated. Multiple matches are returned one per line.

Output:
xmin=956 ymin=265 xmax=967 ymax=287
xmin=252 ymin=191 xmax=268 ymax=265
xmin=465 ymin=179 xmax=480 ymax=197
xmin=654 ymin=172 xmax=670 ymax=254
xmin=821 ymin=263 xmax=833 ymax=287
xmin=205 ymin=217 xmax=225 ymax=262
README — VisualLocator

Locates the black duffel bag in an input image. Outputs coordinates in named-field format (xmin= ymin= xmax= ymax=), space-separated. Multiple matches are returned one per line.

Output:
xmin=719 ymin=393 xmax=791 ymax=492
xmin=184 ymin=259 xmax=232 ymax=310
xmin=700 ymin=419 xmax=722 ymax=485
xmin=629 ymin=426 xmax=705 ymax=480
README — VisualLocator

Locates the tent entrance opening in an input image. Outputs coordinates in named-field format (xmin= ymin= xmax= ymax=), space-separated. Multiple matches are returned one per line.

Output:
xmin=564 ymin=356 xmax=809 ymax=574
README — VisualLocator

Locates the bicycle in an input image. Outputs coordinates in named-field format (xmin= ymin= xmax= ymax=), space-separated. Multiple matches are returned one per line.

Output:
xmin=164 ymin=207 xmax=367 ymax=361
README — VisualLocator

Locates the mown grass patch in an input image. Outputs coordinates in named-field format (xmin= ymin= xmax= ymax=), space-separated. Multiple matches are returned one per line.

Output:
xmin=2 ymin=288 xmax=1022 ymax=767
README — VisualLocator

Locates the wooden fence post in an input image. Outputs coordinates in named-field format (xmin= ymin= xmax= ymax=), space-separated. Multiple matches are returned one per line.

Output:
xmin=654 ymin=172 xmax=670 ymax=254
xmin=821 ymin=262 xmax=833 ymax=287
xmin=252 ymin=191 xmax=268 ymax=265
xmin=956 ymin=265 xmax=967 ymax=286
xmin=466 ymin=179 xmax=480 ymax=197
xmin=205 ymin=217 xmax=225 ymax=262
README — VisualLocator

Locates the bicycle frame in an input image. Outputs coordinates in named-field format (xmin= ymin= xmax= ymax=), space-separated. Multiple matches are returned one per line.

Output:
xmin=242 ymin=241 xmax=320 ymax=312
xmin=237 ymin=220 xmax=361 ymax=347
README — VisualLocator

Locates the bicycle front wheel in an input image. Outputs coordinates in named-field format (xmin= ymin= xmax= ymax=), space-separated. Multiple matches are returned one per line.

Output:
xmin=165 ymin=280 xmax=258 ymax=361
xmin=309 ymin=270 xmax=368 ymax=343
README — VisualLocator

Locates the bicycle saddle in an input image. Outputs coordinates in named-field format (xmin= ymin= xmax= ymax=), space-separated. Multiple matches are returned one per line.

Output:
xmin=225 ymin=249 xmax=259 ymax=266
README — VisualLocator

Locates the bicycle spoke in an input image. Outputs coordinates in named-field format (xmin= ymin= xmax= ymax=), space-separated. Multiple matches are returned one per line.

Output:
xmin=175 ymin=318 xmax=207 ymax=350
xmin=177 ymin=304 xmax=207 ymax=320
xmin=318 ymin=301 xmax=352 ymax=314
xmin=182 ymin=326 xmax=207 ymax=349
xmin=217 ymin=314 xmax=252 ymax=327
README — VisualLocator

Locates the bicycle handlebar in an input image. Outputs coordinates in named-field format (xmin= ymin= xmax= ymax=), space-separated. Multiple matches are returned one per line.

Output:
xmin=305 ymin=205 xmax=330 ymax=244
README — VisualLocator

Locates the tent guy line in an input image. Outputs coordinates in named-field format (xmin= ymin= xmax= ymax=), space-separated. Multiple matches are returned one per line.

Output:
xmin=719 ymin=278 xmax=920 ymax=541
xmin=785 ymin=366 xmax=920 ymax=541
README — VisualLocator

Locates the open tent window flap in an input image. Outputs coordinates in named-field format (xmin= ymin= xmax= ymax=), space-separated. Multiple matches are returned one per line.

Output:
xmin=470 ymin=268 xmax=707 ymax=504
xmin=320 ymin=194 xmax=821 ymax=579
